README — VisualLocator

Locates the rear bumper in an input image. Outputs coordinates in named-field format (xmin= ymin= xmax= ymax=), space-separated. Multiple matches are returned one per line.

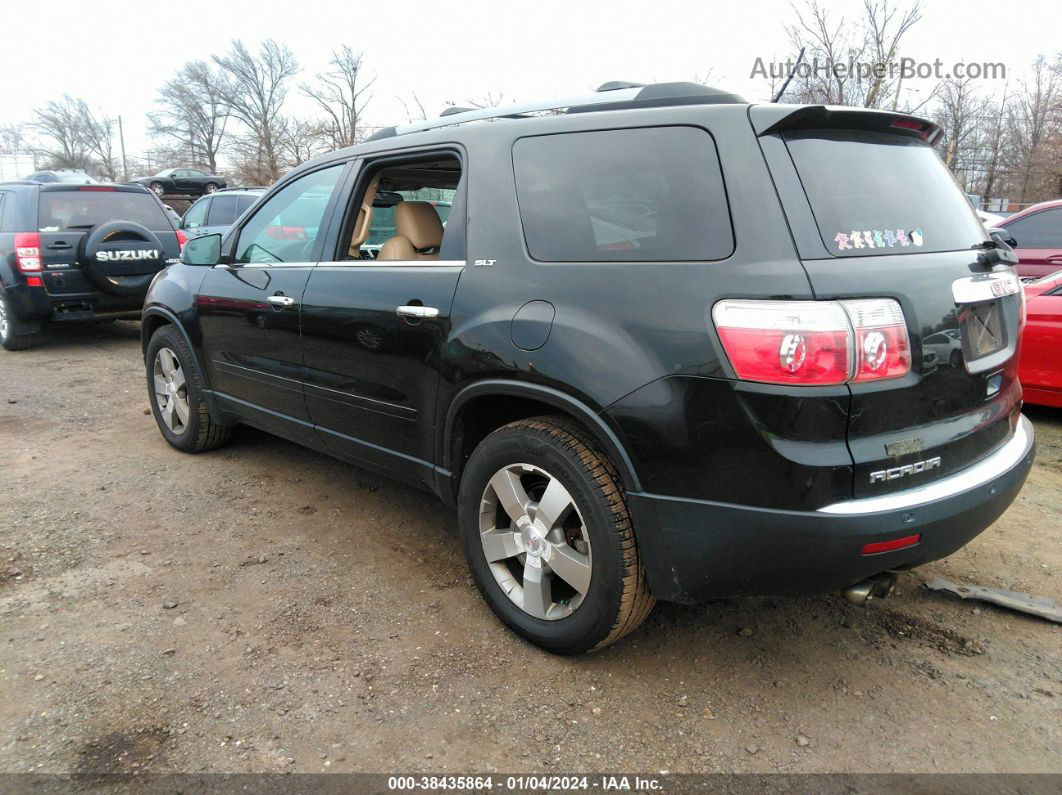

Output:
xmin=628 ymin=415 xmax=1035 ymax=603
xmin=2 ymin=283 xmax=142 ymax=322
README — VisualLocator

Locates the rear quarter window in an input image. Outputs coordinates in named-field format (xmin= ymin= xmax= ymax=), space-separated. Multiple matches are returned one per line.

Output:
xmin=38 ymin=190 xmax=171 ymax=232
xmin=512 ymin=126 xmax=734 ymax=262
xmin=783 ymin=130 xmax=986 ymax=256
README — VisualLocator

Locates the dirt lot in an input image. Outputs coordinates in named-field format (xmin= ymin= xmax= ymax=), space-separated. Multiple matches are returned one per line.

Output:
xmin=0 ymin=321 xmax=1059 ymax=776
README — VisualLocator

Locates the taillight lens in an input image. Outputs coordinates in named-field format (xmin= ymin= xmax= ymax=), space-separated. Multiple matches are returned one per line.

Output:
xmin=842 ymin=299 xmax=911 ymax=382
xmin=14 ymin=232 xmax=42 ymax=272
xmin=713 ymin=298 xmax=911 ymax=386
xmin=175 ymin=229 xmax=188 ymax=250
xmin=713 ymin=300 xmax=852 ymax=385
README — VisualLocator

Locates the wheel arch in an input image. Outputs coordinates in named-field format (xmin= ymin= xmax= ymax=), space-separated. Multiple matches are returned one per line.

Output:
xmin=141 ymin=306 xmax=205 ymax=379
xmin=440 ymin=380 xmax=642 ymax=505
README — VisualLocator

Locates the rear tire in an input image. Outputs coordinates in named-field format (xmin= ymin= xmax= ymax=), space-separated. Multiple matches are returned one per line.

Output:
xmin=149 ymin=181 xmax=165 ymax=197
xmin=205 ymin=183 xmax=219 ymax=194
xmin=458 ymin=416 xmax=654 ymax=654
xmin=0 ymin=292 xmax=38 ymax=351
xmin=145 ymin=325 xmax=230 ymax=453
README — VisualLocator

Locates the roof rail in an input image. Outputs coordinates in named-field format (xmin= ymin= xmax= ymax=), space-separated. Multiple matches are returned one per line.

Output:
xmin=386 ymin=82 xmax=746 ymax=139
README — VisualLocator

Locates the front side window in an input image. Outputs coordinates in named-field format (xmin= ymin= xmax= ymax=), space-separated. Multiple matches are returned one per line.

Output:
xmin=1004 ymin=209 xmax=1062 ymax=249
xmin=234 ymin=165 xmax=343 ymax=264
xmin=182 ymin=197 xmax=209 ymax=229
xmin=784 ymin=130 xmax=986 ymax=257
xmin=512 ymin=127 xmax=734 ymax=262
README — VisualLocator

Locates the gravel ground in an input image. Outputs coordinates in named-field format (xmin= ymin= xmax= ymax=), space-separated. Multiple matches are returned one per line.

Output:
xmin=0 ymin=321 xmax=1059 ymax=775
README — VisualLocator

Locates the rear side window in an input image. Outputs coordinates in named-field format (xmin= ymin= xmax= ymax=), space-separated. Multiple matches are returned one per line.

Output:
xmin=37 ymin=190 xmax=170 ymax=232
xmin=206 ymin=195 xmax=238 ymax=226
xmin=236 ymin=195 xmax=258 ymax=216
xmin=784 ymin=130 xmax=986 ymax=256
xmin=1004 ymin=208 xmax=1062 ymax=248
xmin=512 ymin=127 xmax=734 ymax=262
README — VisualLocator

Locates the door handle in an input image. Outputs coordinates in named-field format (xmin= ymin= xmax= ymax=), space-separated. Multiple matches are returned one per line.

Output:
xmin=267 ymin=295 xmax=296 ymax=308
xmin=396 ymin=305 xmax=439 ymax=319
xmin=1046 ymin=255 xmax=1062 ymax=264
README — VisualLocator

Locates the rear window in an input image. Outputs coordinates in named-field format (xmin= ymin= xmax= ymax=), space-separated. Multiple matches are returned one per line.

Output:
xmin=784 ymin=130 xmax=986 ymax=256
xmin=38 ymin=190 xmax=171 ymax=232
xmin=512 ymin=127 xmax=734 ymax=262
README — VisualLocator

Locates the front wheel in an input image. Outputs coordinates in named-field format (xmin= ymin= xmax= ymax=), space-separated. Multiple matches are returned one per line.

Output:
xmin=458 ymin=417 xmax=654 ymax=654
xmin=145 ymin=325 xmax=230 ymax=452
xmin=204 ymin=182 xmax=219 ymax=194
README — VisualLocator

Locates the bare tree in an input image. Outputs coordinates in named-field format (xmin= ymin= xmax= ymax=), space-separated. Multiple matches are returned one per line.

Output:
xmin=301 ymin=46 xmax=375 ymax=148
xmin=32 ymin=95 xmax=118 ymax=178
xmin=0 ymin=124 xmax=29 ymax=156
xmin=932 ymin=76 xmax=991 ymax=190
xmin=398 ymin=92 xmax=428 ymax=123
xmin=149 ymin=61 xmax=229 ymax=173
xmin=278 ymin=117 xmax=332 ymax=169
xmin=213 ymin=39 xmax=299 ymax=182
xmin=1005 ymin=54 xmax=1061 ymax=203
xmin=777 ymin=0 xmax=925 ymax=109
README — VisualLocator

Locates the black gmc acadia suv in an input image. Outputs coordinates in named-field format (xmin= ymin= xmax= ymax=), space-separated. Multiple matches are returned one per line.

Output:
xmin=0 ymin=182 xmax=184 ymax=350
xmin=141 ymin=82 xmax=1035 ymax=654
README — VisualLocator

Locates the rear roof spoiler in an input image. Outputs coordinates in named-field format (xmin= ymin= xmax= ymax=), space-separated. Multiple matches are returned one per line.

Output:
xmin=750 ymin=104 xmax=943 ymax=146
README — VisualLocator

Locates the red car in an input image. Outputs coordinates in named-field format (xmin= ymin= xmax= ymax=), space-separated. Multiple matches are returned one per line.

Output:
xmin=1019 ymin=270 xmax=1062 ymax=407
xmin=992 ymin=199 xmax=1062 ymax=279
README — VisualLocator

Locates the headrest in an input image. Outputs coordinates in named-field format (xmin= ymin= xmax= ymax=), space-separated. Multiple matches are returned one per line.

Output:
xmin=394 ymin=201 xmax=443 ymax=251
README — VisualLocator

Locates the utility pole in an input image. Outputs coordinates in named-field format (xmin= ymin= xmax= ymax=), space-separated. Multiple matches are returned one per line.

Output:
xmin=118 ymin=115 xmax=128 ymax=181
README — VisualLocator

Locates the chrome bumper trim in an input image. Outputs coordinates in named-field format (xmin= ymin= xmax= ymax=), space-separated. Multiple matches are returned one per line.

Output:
xmin=819 ymin=415 xmax=1033 ymax=515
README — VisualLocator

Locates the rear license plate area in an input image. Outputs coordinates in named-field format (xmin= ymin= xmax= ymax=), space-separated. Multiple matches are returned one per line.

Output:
xmin=959 ymin=300 xmax=1005 ymax=360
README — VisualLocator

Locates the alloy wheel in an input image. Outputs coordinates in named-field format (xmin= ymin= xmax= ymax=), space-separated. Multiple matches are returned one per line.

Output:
xmin=152 ymin=347 xmax=190 ymax=434
xmin=479 ymin=463 xmax=592 ymax=620
xmin=0 ymin=298 xmax=8 ymax=341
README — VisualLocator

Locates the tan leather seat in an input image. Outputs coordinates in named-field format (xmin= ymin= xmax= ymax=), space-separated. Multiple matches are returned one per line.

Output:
xmin=378 ymin=201 xmax=444 ymax=261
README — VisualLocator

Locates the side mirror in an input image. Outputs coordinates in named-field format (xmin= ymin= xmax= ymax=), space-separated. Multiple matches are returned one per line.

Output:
xmin=988 ymin=228 xmax=1017 ymax=248
xmin=180 ymin=233 xmax=222 ymax=266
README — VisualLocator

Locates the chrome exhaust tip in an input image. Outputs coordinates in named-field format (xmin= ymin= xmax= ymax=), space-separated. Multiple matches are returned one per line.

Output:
xmin=843 ymin=573 xmax=897 ymax=605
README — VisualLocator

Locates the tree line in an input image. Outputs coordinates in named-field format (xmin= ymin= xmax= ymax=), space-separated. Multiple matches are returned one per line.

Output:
xmin=2 ymin=39 xmax=374 ymax=186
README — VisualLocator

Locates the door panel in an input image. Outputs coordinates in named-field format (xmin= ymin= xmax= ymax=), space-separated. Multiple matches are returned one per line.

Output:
xmin=197 ymin=265 xmax=312 ymax=426
xmin=300 ymin=263 xmax=463 ymax=484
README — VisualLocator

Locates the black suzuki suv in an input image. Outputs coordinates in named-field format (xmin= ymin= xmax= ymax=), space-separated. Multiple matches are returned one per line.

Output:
xmin=141 ymin=82 xmax=1035 ymax=654
xmin=0 ymin=181 xmax=184 ymax=350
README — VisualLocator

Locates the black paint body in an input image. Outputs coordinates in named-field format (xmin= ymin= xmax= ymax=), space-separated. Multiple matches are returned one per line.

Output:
xmin=141 ymin=100 xmax=1034 ymax=602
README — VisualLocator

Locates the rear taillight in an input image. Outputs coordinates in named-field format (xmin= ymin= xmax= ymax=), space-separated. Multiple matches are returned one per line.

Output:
xmin=843 ymin=299 xmax=911 ymax=382
xmin=175 ymin=229 xmax=188 ymax=250
xmin=713 ymin=298 xmax=911 ymax=386
xmin=14 ymin=232 xmax=41 ymax=272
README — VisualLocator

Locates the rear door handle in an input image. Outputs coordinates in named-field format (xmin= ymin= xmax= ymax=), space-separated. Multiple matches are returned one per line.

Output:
xmin=267 ymin=295 xmax=296 ymax=308
xmin=1046 ymin=255 xmax=1062 ymax=264
xmin=396 ymin=305 xmax=439 ymax=319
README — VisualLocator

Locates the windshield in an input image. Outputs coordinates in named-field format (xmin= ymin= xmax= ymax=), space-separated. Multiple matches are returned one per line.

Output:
xmin=784 ymin=130 xmax=986 ymax=257
xmin=38 ymin=191 xmax=172 ymax=231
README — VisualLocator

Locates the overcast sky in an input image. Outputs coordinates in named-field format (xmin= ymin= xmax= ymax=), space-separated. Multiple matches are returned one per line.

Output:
xmin=3 ymin=0 xmax=1058 ymax=167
